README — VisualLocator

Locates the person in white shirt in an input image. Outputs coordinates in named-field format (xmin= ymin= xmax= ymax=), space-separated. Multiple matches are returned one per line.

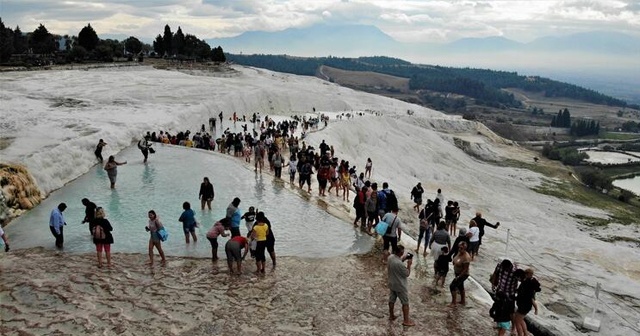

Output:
xmin=436 ymin=188 xmax=445 ymax=217
xmin=466 ymin=220 xmax=481 ymax=260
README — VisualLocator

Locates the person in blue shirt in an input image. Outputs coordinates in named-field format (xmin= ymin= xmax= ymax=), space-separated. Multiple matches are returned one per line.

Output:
xmin=178 ymin=201 xmax=197 ymax=244
xmin=226 ymin=197 xmax=242 ymax=237
xmin=49 ymin=203 xmax=67 ymax=249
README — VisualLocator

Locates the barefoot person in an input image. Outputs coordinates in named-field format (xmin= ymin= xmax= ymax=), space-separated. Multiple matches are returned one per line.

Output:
xmin=92 ymin=207 xmax=113 ymax=268
xmin=179 ymin=201 xmax=198 ymax=244
xmin=387 ymin=244 xmax=415 ymax=327
xmin=49 ymin=203 xmax=67 ymax=249
xmin=145 ymin=210 xmax=166 ymax=266
xmin=94 ymin=139 xmax=107 ymax=162
xmin=81 ymin=198 xmax=97 ymax=234
xmin=252 ymin=218 xmax=269 ymax=274
xmin=225 ymin=234 xmax=249 ymax=274
xmin=514 ymin=268 xmax=541 ymax=336
xmin=206 ymin=218 xmax=229 ymax=261
xmin=199 ymin=177 xmax=215 ymax=210
xmin=449 ymin=241 xmax=472 ymax=307
xmin=104 ymin=155 xmax=127 ymax=189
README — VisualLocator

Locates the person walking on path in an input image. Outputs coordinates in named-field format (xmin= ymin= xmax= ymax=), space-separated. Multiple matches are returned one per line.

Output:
xmin=449 ymin=241 xmax=472 ymax=307
xmin=95 ymin=139 xmax=107 ymax=162
xmin=49 ymin=203 xmax=67 ymax=249
xmin=145 ymin=210 xmax=166 ymax=266
xmin=472 ymin=212 xmax=500 ymax=255
xmin=92 ymin=207 xmax=114 ymax=268
xmin=365 ymin=158 xmax=372 ymax=179
xmin=381 ymin=207 xmax=404 ymax=261
xmin=436 ymin=189 xmax=445 ymax=217
xmin=199 ymin=177 xmax=215 ymax=210
xmin=411 ymin=183 xmax=424 ymax=212
xmin=387 ymin=244 xmax=416 ymax=327
xmin=104 ymin=155 xmax=127 ymax=189
xmin=514 ymin=268 xmax=541 ymax=336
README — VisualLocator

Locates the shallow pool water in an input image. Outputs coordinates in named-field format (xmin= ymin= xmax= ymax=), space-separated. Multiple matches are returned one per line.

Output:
xmin=6 ymin=144 xmax=373 ymax=258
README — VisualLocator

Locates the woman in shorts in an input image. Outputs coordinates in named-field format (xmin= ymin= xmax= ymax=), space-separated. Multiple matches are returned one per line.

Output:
xmin=365 ymin=158 xmax=372 ymax=179
xmin=92 ymin=207 xmax=113 ymax=268
xmin=145 ymin=210 xmax=166 ymax=266
xmin=466 ymin=220 xmax=480 ymax=260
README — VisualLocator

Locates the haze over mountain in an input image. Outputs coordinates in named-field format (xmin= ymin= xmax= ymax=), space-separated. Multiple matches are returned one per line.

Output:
xmin=208 ymin=24 xmax=640 ymax=104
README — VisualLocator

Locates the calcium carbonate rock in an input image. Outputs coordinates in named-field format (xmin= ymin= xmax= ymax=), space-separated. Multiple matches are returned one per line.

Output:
xmin=0 ymin=163 xmax=42 ymax=225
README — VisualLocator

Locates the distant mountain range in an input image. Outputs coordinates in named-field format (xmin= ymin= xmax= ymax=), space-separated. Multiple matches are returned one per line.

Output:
xmin=206 ymin=24 xmax=640 ymax=57
xmin=206 ymin=24 xmax=640 ymax=104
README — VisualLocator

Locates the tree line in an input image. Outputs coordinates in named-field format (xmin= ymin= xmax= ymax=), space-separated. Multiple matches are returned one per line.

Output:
xmin=0 ymin=18 xmax=225 ymax=64
xmin=227 ymin=54 xmax=636 ymax=110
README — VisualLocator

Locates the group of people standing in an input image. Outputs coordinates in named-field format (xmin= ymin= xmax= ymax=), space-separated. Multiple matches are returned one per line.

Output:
xmin=84 ymin=111 xmax=540 ymax=333
xmin=47 ymin=178 xmax=277 ymax=275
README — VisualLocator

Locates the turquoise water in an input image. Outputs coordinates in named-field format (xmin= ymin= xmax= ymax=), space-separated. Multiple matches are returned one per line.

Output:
xmin=5 ymin=145 xmax=373 ymax=258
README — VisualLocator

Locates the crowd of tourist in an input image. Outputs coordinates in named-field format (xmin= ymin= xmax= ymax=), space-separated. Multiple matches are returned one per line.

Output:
xmin=41 ymin=110 xmax=540 ymax=334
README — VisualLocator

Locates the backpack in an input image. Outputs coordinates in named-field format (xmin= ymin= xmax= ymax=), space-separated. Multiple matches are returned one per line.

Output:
xmin=301 ymin=163 xmax=312 ymax=175
xmin=92 ymin=225 xmax=106 ymax=240
xmin=386 ymin=190 xmax=398 ymax=211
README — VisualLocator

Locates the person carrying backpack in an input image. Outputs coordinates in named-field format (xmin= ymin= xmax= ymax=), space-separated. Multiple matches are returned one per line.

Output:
xmin=92 ymin=207 xmax=114 ymax=268
xmin=379 ymin=182 xmax=398 ymax=215
xmin=381 ymin=207 xmax=404 ymax=261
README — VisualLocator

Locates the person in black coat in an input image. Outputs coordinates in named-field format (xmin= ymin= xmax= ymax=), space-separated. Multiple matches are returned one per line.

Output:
xmin=81 ymin=198 xmax=97 ymax=234
xmin=92 ymin=207 xmax=114 ymax=268
xmin=472 ymin=212 xmax=500 ymax=252
xmin=199 ymin=177 xmax=215 ymax=210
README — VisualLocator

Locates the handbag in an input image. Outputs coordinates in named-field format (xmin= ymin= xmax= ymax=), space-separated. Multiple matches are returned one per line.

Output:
xmin=156 ymin=226 xmax=169 ymax=242
xmin=375 ymin=216 xmax=397 ymax=236
xmin=149 ymin=147 xmax=156 ymax=154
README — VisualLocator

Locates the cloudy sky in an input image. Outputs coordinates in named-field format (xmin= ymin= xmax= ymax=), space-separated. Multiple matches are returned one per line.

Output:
xmin=1 ymin=0 xmax=639 ymax=42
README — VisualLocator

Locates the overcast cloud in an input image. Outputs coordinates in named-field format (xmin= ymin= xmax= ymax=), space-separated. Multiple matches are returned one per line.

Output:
xmin=0 ymin=0 xmax=638 ymax=42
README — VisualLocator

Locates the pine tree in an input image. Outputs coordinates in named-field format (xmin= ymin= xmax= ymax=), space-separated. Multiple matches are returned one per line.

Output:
xmin=173 ymin=27 xmax=185 ymax=55
xmin=562 ymin=108 xmax=571 ymax=128
xmin=77 ymin=24 xmax=99 ymax=51
xmin=0 ymin=18 xmax=14 ymax=62
xmin=163 ymin=25 xmax=172 ymax=57
xmin=30 ymin=24 xmax=56 ymax=54
xmin=13 ymin=25 xmax=28 ymax=53
xmin=153 ymin=34 xmax=164 ymax=56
